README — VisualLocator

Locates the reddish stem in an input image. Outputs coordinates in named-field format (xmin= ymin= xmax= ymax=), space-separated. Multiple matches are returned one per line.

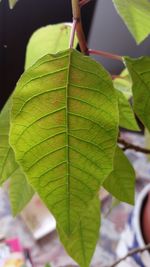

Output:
xmin=89 ymin=49 xmax=123 ymax=62
xmin=79 ymin=0 xmax=91 ymax=7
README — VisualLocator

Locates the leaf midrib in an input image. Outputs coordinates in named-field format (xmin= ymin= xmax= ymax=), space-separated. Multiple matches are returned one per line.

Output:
xmin=66 ymin=49 xmax=72 ymax=234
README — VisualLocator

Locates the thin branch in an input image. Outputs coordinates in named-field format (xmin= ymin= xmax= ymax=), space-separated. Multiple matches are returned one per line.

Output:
xmin=69 ymin=19 xmax=77 ymax=48
xmin=109 ymin=243 xmax=150 ymax=267
xmin=71 ymin=0 xmax=89 ymax=54
xmin=79 ymin=0 xmax=92 ymax=7
xmin=118 ymin=138 xmax=150 ymax=154
xmin=89 ymin=49 xmax=123 ymax=62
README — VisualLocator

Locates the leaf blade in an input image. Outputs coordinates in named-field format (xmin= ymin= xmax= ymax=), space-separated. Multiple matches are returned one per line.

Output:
xmin=125 ymin=56 xmax=150 ymax=131
xmin=103 ymin=146 xmax=135 ymax=205
xmin=58 ymin=196 xmax=100 ymax=267
xmin=9 ymin=168 xmax=34 ymax=216
xmin=0 ymin=99 xmax=18 ymax=185
xmin=113 ymin=69 xmax=132 ymax=99
xmin=25 ymin=23 xmax=78 ymax=70
xmin=113 ymin=0 xmax=150 ymax=44
xmin=116 ymin=89 xmax=139 ymax=131
xmin=10 ymin=48 xmax=119 ymax=235
xmin=0 ymin=99 xmax=34 ymax=214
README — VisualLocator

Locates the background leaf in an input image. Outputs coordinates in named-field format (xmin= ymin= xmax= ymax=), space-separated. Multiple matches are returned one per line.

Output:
xmin=25 ymin=23 xmax=78 ymax=70
xmin=10 ymin=48 xmax=118 ymax=235
xmin=103 ymin=146 xmax=135 ymax=204
xmin=113 ymin=0 xmax=150 ymax=44
xmin=0 ymin=99 xmax=18 ymax=184
xmin=0 ymin=99 xmax=34 ymax=214
xmin=58 ymin=196 xmax=100 ymax=267
xmin=113 ymin=69 xmax=132 ymax=99
xmin=125 ymin=56 xmax=150 ymax=131
xmin=9 ymin=168 xmax=34 ymax=216
xmin=116 ymin=90 xmax=139 ymax=131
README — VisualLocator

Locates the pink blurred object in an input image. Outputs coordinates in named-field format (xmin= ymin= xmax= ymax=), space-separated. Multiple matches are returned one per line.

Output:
xmin=6 ymin=238 xmax=23 ymax=252
xmin=0 ymin=237 xmax=32 ymax=266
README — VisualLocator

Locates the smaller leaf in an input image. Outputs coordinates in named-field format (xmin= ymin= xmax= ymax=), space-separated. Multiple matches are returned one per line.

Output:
xmin=125 ymin=56 xmax=150 ymax=132
xmin=113 ymin=0 xmax=150 ymax=44
xmin=58 ymin=196 xmax=100 ymax=267
xmin=103 ymin=146 xmax=135 ymax=205
xmin=116 ymin=90 xmax=139 ymax=131
xmin=0 ymin=99 xmax=18 ymax=185
xmin=113 ymin=69 xmax=132 ymax=99
xmin=9 ymin=168 xmax=34 ymax=216
xmin=0 ymin=99 xmax=34 ymax=214
xmin=25 ymin=23 xmax=78 ymax=70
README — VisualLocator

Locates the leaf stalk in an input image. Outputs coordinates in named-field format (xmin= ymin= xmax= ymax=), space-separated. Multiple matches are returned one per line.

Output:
xmin=89 ymin=49 xmax=123 ymax=62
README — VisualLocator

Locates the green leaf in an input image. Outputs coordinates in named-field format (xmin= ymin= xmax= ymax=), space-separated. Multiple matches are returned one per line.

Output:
xmin=9 ymin=0 xmax=18 ymax=9
xmin=58 ymin=196 xmax=100 ymax=267
xmin=125 ymin=56 xmax=150 ymax=132
xmin=9 ymin=168 xmax=34 ymax=216
xmin=116 ymin=89 xmax=139 ymax=131
xmin=113 ymin=0 xmax=150 ymax=44
xmin=10 ymin=48 xmax=119 ymax=235
xmin=25 ymin=23 xmax=78 ymax=70
xmin=113 ymin=69 xmax=132 ymax=99
xmin=103 ymin=146 xmax=135 ymax=204
xmin=113 ymin=69 xmax=139 ymax=131
xmin=0 ymin=99 xmax=18 ymax=184
xmin=0 ymin=99 xmax=34 ymax=214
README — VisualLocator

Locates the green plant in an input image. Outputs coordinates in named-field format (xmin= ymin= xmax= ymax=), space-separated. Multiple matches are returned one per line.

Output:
xmin=1 ymin=0 xmax=150 ymax=266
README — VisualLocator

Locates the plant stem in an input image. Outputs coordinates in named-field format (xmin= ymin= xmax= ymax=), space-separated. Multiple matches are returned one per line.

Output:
xmin=118 ymin=138 xmax=150 ymax=154
xmin=69 ymin=19 xmax=77 ymax=48
xmin=89 ymin=49 xmax=123 ymax=62
xmin=109 ymin=243 xmax=150 ymax=267
xmin=79 ymin=0 xmax=91 ymax=7
xmin=71 ymin=0 xmax=89 ymax=54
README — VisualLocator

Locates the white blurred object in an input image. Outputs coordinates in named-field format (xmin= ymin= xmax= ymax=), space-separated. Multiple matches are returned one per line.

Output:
xmin=21 ymin=194 xmax=56 ymax=240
